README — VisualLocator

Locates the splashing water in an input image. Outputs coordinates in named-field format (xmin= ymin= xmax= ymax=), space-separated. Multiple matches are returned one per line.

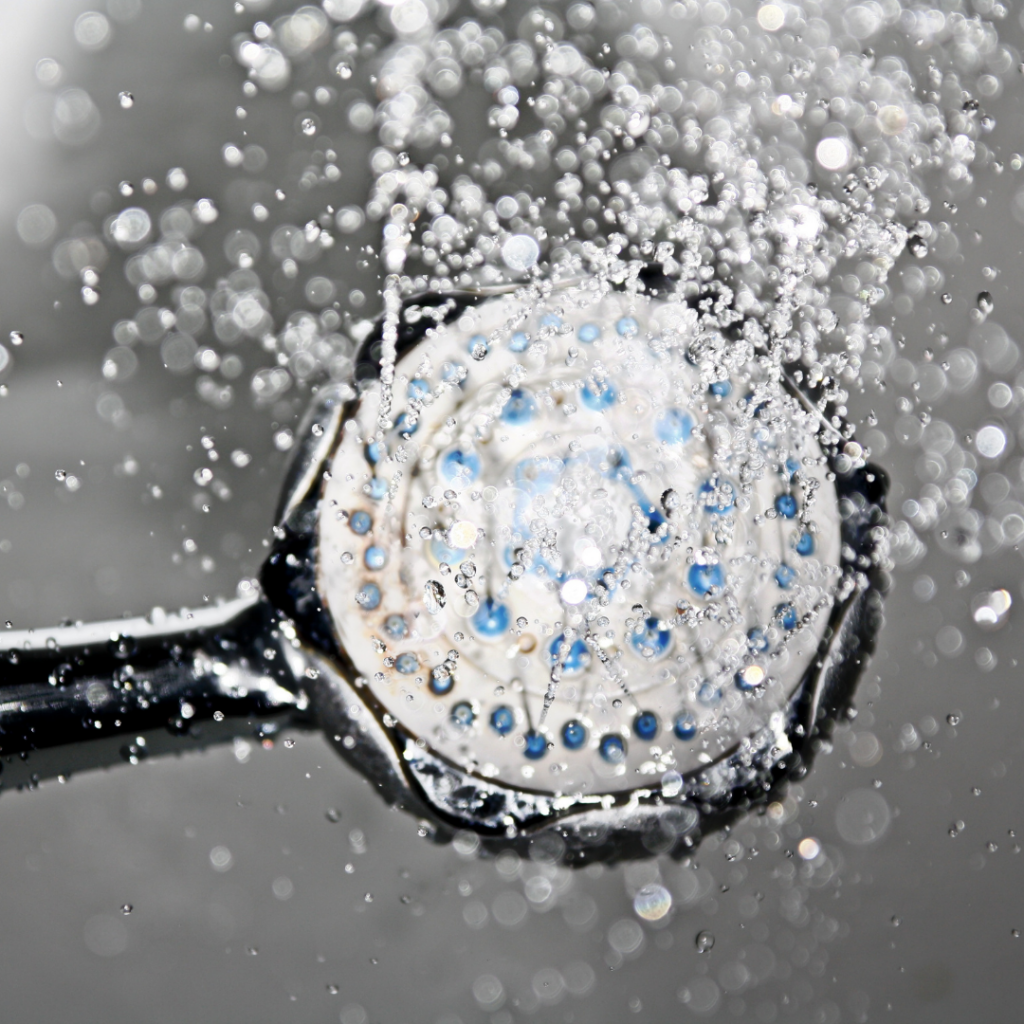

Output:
xmin=59 ymin=0 xmax=1009 ymax=590
xmin=30 ymin=0 xmax=1021 ymax=833
xmin=79 ymin=0 xmax=989 ymax=394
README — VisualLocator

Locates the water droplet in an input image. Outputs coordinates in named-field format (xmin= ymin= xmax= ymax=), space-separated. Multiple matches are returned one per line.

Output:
xmin=209 ymin=845 xmax=233 ymax=872
xmin=118 ymin=91 xmax=134 ymax=109
xmin=633 ymin=884 xmax=672 ymax=921
xmin=815 ymin=136 xmax=854 ymax=172
xmin=976 ymin=424 xmax=1007 ymax=459
xmin=695 ymin=930 xmax=715 ymax=953
xmin=797 ymin=836 xmax=821 ymax=860
xmin=757 ymin=4 xmax=785 ymax=30
xmin=835 ymin=789 xmax=891 ymax=845
xmin=424 ymin=579 xmax=445 ymax=614
xmin=501 ymin=234 xmax=540 ymax=272
xmin=74 ymin=11 xmax=112 ymax=51
xmin=972 ymin=589 xmax=1012 ymax=630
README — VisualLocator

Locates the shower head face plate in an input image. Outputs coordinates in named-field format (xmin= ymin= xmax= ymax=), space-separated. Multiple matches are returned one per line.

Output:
xmin=317 ymin=281 xmax=844 ymax=805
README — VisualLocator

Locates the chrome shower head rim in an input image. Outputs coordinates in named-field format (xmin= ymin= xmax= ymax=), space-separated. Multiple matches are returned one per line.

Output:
xmin=261 ymin=267 xmax=889 ymax=863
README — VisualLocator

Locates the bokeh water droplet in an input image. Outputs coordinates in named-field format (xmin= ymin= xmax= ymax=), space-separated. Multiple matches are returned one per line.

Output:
xmin=633 ymin=884 xmax=672 ymax=921
xmin=501 ymin=234 xmax=540 ymax=272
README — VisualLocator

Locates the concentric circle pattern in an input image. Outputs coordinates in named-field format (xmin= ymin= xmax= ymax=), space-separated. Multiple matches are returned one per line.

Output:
xmin=320 ymin=281 xmax=842 ymax=798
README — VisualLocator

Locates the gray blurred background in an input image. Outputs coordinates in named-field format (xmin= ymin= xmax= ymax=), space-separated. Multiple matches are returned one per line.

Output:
xmin=1 ymin=1 xmax=1023 ymax=1021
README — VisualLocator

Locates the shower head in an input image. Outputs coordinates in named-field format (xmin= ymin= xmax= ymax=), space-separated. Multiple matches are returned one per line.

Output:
xmin=0 ymin=271 xmax=887 ymax=864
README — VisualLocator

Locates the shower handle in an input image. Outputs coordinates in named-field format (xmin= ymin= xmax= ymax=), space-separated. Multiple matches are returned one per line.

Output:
xmin=0 ymin=595 xmax=311 ymax=790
